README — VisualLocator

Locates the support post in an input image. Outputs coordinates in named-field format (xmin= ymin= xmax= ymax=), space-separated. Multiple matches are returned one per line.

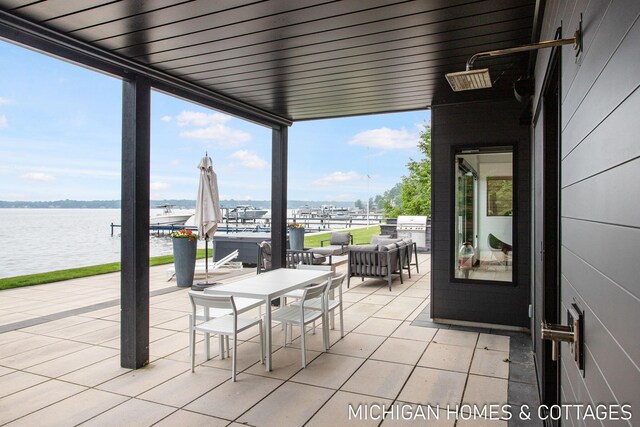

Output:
xmin=120 ymin=75 xmax=151 ymax=369
xmin=271 ymin=125 xmax=288 ymax=269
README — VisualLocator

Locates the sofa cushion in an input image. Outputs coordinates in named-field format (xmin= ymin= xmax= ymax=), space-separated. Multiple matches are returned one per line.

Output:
xmin=313 ymin=245 xmax=347 ymax=256
xmin=349 ymin=244 xmax=377 ymax=252
xmin=330 ymin=232 xmax=351 ymax=245
xmin=370 ymin=235 xmax=391 ymax=244
xmin=312 ymin=253 xmax=327 ymax=265
xmin=377 ymin=239 xmax=399 ymax=248
xmin=259 ymin=241 xmax=272 ymax=270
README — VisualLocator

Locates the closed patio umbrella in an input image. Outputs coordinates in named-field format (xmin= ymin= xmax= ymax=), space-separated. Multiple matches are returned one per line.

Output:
xmin=194 ymin=153 xmax=221 ymax=288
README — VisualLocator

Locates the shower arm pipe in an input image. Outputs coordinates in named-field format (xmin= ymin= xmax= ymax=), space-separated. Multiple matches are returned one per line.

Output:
xmin=465 ymin=30 xmax=581 ymax=71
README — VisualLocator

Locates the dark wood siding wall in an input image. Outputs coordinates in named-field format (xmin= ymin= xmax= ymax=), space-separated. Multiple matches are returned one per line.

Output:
xmin=533 ymin=0 xmax=640 ymax=420
xmin=431 ymin=99 xmax=531 ymax=327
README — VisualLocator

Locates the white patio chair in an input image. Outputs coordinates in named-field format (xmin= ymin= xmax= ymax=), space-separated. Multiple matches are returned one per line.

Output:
xmin=188 ymin=291 xmax=264 ymax=381
xmin=194 ymin=293 xmax=264 ymax=361
xmin=284 ymin=263 xmax=332 ymax=300
xmin=270 ymin=282 xmax=327 ymax=367
xmin=291 ymin=273 xmax=346 ymax=345
xmin=281 ymin=263 xmax=332 ymax=335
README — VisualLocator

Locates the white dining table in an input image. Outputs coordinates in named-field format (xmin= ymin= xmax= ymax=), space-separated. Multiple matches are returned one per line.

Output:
xmin=204 ymin=268 xmax=332 ymax=371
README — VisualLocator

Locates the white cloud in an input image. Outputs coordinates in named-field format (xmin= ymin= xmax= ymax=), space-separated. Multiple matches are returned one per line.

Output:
xmin=180 ymin=126 xmax=251 ymax=147
xmin=161 ymin=115 xmax=172 ymax=122
xmin=230 ymin=150 xmax=268 ymax=169
xmin=150 ymin=182 xmax=170 ymax=191
xmin=174 ymin=111 xmax=251 ymax=148
xmin=348 ymin=127 xmax=417 ymax=150
xmin=313 ymin=171 xmax=363 ymax=187
xmin=0 ymin=97 xmax=13 ymax=105
xmin=176 ymin=111 xmax=231 ymax=127
xmin=0 ymin=115 xmax=7 ymax=128
xmin=35 ymin=166 xmax=119 ymax=179
xmin=20 ymin=172 xmax=55 ymax=182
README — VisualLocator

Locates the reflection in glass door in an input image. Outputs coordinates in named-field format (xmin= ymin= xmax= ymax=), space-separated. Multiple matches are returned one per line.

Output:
xmin=454 ymin=149 xmax=513 ymax=283
xmin=458 ymin=159 xmax=476 ymax=248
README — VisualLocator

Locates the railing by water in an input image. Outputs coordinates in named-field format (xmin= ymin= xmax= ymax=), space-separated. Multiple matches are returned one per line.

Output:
xmin=111 ymin=213 xmax=384 ymax=236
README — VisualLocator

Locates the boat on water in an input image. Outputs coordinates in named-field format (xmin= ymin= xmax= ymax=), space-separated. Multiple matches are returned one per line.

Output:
xmin=319 ymin=205 xmax=350 ymax=217
xmin=224 ymin=205 xmax=268 ymax=220
xmin=150 ymin=205 xmax=193 ymax=226
xmin=295 ymin=205 xmax=314 ymax=216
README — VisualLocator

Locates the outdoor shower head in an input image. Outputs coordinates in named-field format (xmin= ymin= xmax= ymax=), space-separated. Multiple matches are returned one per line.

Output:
xmin=445 ymin=68 xmax=492 ymax=92
xmin=446 ymin=15 xmax=583 ymax=92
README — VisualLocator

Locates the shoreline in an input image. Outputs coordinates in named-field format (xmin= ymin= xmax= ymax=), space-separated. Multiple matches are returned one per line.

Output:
xmin=0 ymin=226 xmax=380 ymax=290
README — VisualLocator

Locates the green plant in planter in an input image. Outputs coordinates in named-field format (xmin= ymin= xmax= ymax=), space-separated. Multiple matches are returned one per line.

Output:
xmin=170 ymin=228 xmax=199 ymax=240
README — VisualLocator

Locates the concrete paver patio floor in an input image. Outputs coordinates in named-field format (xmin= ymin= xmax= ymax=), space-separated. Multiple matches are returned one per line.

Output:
xmin=0 ymin=255 xmax=538 ymax=426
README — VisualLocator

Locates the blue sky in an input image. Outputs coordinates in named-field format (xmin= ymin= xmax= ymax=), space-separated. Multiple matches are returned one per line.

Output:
xmin=0 ymin=39 xmax=430 ymax=203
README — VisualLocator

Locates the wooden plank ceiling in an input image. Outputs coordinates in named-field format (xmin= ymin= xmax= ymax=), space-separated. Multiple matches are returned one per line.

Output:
xmin=0 ymin=0 xmax=536 ymax=121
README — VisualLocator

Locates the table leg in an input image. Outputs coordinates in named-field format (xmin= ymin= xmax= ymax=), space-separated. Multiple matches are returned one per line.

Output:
xmin=265 ymin=297 xmax=272 ymax=371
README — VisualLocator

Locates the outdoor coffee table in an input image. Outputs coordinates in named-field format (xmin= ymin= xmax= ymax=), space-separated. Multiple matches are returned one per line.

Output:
xmin=205 ymin=268 xmax=332 ymax=371
xmin=327 ymin=255 xmax=348 ymax=272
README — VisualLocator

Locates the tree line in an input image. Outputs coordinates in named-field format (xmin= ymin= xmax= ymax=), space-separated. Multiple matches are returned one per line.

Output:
xmin=354 ymin=123 xmax=432 ymax=218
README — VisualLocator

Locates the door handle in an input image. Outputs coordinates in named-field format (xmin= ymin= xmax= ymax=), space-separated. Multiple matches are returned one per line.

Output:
xmin=541 ymin=321 xmax=574 ymax=361
xmin=540 ymin=304 xmax=584 ymax=372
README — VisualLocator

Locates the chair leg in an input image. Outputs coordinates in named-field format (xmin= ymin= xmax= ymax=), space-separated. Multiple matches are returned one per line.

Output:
xmin=189 ymin=315 xmax=195 ymax=372
xmin=232 ymin=333 xmax=237 ymax=382
xmin=283 ymin=322 xmax=288 ymax=347
xmin=323 ymin=313 xmax=329 ymax=351
xmin=226 ymin=336 xmax=230 ymax=358
xmin=339 ymin=305 xmax=344 ymax=338
xmin=259 ymin=320 xmax=265 ymax=364
xmin=301 ymin=323 xmax=307 ymax=368
xmin=219 ymin=335 xmax=224 ymax=360
xmin=205 ymin=332 xmax=210 ymax=361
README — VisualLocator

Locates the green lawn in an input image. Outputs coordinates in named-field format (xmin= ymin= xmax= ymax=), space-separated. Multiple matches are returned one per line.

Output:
xmin=0 ymin=249 xmax=210 ymax=291
xmin=304 ymin=225 xmax=380 ymax=247
xmin=0 ymin=226 xmax=380 ymax=291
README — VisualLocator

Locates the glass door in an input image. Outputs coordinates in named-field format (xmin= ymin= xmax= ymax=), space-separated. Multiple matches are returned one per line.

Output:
xmin=454 ymin=148 xmax=513 ymax=283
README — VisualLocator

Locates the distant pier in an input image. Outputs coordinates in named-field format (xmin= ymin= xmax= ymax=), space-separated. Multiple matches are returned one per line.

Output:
xmin=110 ymin=213 xmax=384 ymax=236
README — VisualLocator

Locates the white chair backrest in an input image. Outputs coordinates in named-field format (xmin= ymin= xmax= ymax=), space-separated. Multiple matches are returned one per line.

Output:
xmin=189 ymin=291 xmax=236 ymax=313
xmin=301 ymin=282 xmax=326 ymax=302
xmin=327 ymin=273 xmax=346 ymax=293
xmin=296 ymin=264 xmax=332 ymax=291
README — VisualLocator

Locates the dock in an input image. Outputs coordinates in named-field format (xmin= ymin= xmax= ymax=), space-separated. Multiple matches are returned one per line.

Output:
xmin=110 ymin=213 xmax=384 ymax=236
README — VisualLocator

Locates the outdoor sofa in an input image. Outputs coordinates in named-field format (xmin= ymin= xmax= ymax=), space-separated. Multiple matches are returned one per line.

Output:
xmin=347 ymin=236 xmax=419 ymax=291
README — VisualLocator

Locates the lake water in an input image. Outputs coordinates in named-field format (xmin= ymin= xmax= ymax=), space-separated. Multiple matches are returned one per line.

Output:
xmin=0 ymin=207 xmax=361 ymax=279
xmin=0 ymin=208 xmax=199 ymax=279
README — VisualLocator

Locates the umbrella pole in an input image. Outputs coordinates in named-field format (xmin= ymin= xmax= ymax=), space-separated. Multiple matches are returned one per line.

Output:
xmin=205 ymin=236 xmax=209 ymax=283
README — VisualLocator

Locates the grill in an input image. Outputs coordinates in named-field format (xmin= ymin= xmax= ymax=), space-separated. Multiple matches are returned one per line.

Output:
xmin=397 ymin=216 xmax=430 ymax=252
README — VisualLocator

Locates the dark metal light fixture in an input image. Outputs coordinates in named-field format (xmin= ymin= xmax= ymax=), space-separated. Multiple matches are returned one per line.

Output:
xmin=446 ymin=17 xmax=583 ymax=91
